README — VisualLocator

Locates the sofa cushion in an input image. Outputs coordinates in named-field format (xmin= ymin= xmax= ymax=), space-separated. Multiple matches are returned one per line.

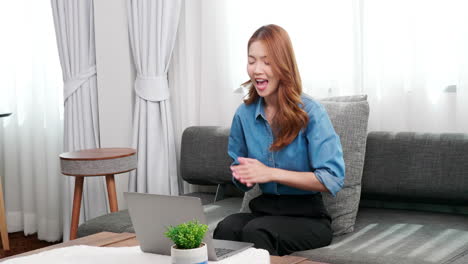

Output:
xmin=320 ymin=97 xmax=369 ymax=235
xmin=362 ymin=132 xmax=468 ymax=204
xmin=180 ymin=126 xmax=232 ymax=185
xmin=77 ymin=210 xmax=134 ymax=238
xmin=359 ymin=198 xmax=468 ymax=217
xmin=451 ymin=253 xmax=468 ymax=264
xmin=292 ymin=207 xmax=468 ymax=264
xmin=240 ymin=95 xmax=370 ymax=236
xmin=77 ymin=193 xmax=241 ymax=238
xmin=204 ymin=197 xmax=242 ymax=232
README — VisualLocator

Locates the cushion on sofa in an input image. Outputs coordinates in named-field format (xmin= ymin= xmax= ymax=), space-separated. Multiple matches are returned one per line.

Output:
xmin=292 ymin=207 xmax=468 ymax=264
xmin=77 ymin=197 xmax=242 ymax=238
xmin=204 ymin=197 xmax=243 ymax=232
xmin=362 ymin=132 xmax=468 ymax=204
xmin=240 ymin=95 xmax=370 ymax=236
xmin=77 ymin=210 xmax=134 ymax=238
xmin=77 ymin=193 xmax=238 ymax=238
xmin=320 ymin=96 xmax=369 ymax=235
xmin=450 ymin=253 xmax=468 ymax=264
xmin=180 ymin=127 xmax=232 ymax=185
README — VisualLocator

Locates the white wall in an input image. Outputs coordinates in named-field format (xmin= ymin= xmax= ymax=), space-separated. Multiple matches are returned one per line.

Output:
xmin=94 ymin=0 xmax=135 ymax=209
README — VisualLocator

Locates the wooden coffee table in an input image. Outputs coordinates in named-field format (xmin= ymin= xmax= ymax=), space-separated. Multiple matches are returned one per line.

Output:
xmin=1 ymin=232 xmax=328 ymax=264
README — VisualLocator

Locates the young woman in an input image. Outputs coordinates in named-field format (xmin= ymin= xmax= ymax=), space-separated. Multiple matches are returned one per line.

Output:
xmin=213 ymin=24 xmax=345 ymax=256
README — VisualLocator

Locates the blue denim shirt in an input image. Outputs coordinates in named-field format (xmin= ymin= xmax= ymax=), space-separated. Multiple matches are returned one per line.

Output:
xmin=228 ymin=94 xmax=345 ymax=196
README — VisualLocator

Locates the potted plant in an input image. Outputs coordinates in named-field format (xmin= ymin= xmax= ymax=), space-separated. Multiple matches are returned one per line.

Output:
xmin=165 ymin=220 xmax=209 ymax=264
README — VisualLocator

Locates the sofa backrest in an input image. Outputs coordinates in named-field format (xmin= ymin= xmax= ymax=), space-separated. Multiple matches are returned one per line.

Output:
xmin=181 ymin=126 xmax=232 ymax=185
xmin=361 ymin=132 xmax=468 ymax=205
xmin=181 ymin=127 xmax=468 ymax=211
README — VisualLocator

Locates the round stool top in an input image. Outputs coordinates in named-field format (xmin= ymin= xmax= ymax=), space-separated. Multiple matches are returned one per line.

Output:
xmin=59 ymin=148 xmax=137 ymax=176
xmin=59 ymin=148 xmax=136 ymax=161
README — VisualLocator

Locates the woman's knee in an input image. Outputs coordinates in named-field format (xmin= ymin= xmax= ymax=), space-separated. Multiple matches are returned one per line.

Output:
xmin=242 ymin=217 xmax=264 ymax=234
xmin=241 ymin=218 xmax=278 ymax=255
xmin=241 ymin=216 xmax=332 ymax=256
xmin=242 ymin=218 xmax=275 ymax=240
xmin=213 ymin=213 xmax=254 ymax=241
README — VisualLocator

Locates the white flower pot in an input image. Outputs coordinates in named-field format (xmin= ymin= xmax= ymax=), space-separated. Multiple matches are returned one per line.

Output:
xmin=171 ymin=242 xmax=208 ymax=264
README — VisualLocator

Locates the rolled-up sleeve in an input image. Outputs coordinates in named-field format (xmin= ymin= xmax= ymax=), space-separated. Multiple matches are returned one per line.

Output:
xmin=228 ymin=114 xmax=254 ymax=192
xmin=306 ymin=108 xmax=345 ymax=196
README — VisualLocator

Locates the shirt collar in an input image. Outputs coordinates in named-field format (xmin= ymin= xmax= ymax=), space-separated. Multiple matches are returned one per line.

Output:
xmin=255 ymin=97 xmax=267 ymax=121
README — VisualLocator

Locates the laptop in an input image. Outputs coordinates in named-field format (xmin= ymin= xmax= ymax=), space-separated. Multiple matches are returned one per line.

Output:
xmin=124 ymin=192 xmax=253 ymax=261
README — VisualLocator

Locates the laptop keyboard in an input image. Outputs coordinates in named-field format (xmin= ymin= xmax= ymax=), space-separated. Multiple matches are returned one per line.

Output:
xmin=215 ymin=247 xmax=236 ymax=257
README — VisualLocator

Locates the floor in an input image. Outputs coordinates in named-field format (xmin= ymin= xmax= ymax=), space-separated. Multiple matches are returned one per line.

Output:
xmin=0 ymin=232 xmax=60 ymax=258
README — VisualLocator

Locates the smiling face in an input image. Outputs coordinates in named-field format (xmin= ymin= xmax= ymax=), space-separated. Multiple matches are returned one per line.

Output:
xmin=247 ymin=41 xmax=280 ymax=101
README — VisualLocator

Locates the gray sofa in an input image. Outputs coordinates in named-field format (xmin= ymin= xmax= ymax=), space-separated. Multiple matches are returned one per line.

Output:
xmin=78 ymin=126 xmax=468 ymax=264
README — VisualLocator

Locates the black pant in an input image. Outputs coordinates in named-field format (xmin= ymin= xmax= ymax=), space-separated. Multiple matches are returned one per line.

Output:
xmin=213 ymin=194 xmax=332 ymax=256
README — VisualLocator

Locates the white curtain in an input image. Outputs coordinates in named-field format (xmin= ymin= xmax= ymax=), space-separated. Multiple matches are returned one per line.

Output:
xmin=171 ymin=0 xmax=468 ymax=145
xmin=224 ymin=0 xmax=359 ymax=99
xmin=170 ymin=0 xmax=357 ymax=167
xmin=362 ymin=0 xmax=468 ymax=133
xmin=0 ymin=1 xmax=62 ymax=241
xmin=127 ymin=0 xmax=181 ymax=195
xmin=169 ymin=0 xmax=245 ymax=193
xmin=52 ymin=0 xmax=109 ymax=241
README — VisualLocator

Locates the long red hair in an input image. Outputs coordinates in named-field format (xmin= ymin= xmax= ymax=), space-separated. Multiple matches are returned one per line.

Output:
xmin=244 ymin=24 xmax=308 ymax=151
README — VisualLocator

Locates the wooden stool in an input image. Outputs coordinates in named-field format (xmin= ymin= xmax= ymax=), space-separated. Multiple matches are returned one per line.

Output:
xmin=59 ymin=148 xmax=137 ymax=240
xmin=0 ymin=112 xmax=12 ymax=250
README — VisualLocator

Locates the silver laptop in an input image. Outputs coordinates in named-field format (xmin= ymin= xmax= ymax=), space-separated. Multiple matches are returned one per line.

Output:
xmin=124 ymin=192 xmax=253 ymax=261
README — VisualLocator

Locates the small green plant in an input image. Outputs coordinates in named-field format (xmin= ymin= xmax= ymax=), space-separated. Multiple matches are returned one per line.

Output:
xmin=165 ymin=220 xmax=209 ymax=249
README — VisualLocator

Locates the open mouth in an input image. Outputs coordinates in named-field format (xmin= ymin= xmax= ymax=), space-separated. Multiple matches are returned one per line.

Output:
xmin=255 ymin=79 xmax=268 ymax=91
